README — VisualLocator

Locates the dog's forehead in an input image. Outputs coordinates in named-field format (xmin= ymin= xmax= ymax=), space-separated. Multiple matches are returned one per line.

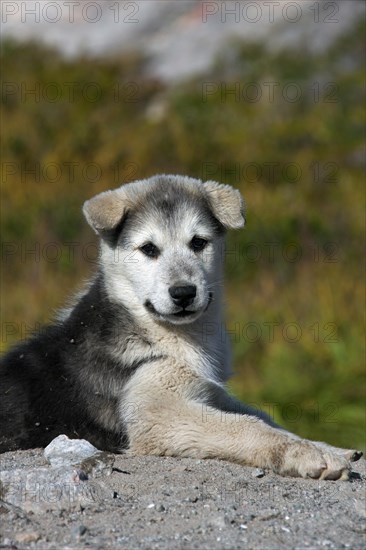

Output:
xmin=121 ymin=184 xmax=220 ymax=245
xmin=146 ymin=181 xmax=202 ymax=207
xmin=149 ymin=187 xmax=205 ymax=220
xmin=141 ymin=194 xmax=215 ymax=238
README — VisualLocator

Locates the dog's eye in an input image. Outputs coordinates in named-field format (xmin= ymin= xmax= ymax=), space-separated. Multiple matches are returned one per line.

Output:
xmin=139 ymin=242 xmax=160 ymax=258
xmin=190 ymin=236 xmax=208 ymax=252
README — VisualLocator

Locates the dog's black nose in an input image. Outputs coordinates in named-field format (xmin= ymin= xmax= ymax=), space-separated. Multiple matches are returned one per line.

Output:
xmin=169 ymin=284 xmax=197 ymax=308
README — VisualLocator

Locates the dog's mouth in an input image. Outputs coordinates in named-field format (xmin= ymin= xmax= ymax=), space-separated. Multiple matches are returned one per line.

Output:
xmin=172 ymin=308 xmax=198 ymax=318
xmin=145 ymin=292 xmax=213 ymax=322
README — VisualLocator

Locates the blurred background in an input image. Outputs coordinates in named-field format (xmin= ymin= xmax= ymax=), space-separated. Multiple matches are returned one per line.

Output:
xmin=1 ymin=1 xmax=365 ymax=451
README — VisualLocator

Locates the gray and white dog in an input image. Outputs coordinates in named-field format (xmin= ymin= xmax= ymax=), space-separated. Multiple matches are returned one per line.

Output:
xmin=0 ymin=175 xmax=362 ymax=479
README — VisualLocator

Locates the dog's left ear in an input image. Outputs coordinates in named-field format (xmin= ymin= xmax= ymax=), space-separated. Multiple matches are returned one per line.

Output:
xmin=203 ymin=181 xmax=245 ymax=229
xmin=83 ymin=188 xmax=131 ymax=241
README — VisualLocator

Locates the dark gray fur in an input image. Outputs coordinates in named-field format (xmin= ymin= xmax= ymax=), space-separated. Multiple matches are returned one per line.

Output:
xmin=0 ymin=274 xmax=166 ymax=452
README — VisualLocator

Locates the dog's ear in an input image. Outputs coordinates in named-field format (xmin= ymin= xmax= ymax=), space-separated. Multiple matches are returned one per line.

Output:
xmin=83 ymin=188 xmax=131 ymax=243
xmin=203 ymin=181 xmax=245 ymax=229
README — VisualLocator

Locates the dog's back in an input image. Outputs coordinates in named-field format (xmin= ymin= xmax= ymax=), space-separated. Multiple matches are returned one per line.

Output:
xmin=0 ymin=275 xmax=131 ymax=452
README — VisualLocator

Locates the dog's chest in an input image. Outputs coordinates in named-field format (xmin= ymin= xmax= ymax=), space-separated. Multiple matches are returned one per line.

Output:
xmin=108 ymin=322 xmax=228 ymax=384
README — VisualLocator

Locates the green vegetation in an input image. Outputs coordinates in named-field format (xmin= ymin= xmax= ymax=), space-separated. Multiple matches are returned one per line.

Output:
xmin=1 ymin=23 xmax=365 ymax=451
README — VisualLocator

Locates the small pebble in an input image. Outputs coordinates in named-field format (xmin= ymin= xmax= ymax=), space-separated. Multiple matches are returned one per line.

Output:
xmin=252 ymin=468 xmax=265 ymax=478
xmin=15 ymin=531 xmax=40 ymax=543
xmin=71 ymin=524 xmax=87 ymax=539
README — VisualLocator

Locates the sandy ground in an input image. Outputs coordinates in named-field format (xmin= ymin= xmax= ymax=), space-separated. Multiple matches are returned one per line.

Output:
xmin=1 ymin=449 xmax=365 ymax=550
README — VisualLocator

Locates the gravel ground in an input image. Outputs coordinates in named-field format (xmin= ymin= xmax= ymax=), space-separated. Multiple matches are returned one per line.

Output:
xmin=1 ymin=449 xmax=365 ymax=549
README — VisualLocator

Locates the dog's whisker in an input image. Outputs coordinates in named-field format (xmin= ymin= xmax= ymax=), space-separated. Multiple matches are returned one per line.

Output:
xmin=207 ymin=279 xmax=224 ymax=288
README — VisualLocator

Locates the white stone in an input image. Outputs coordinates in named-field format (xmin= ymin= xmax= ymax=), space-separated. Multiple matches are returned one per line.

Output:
xmin=44 ymin=434 xmax=100 ymax=467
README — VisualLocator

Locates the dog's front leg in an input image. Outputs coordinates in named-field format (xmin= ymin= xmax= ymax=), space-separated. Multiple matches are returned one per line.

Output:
xmin=194 ymin=378 xmax=363 ymax=468
xmin=120 ymin=363 xmax=356 ymax=480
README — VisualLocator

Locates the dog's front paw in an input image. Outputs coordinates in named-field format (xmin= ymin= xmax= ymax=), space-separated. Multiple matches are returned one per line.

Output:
xmin=311 ymin=441 xmax=363 ymax=463
xmin=279 ymin=440 xmax=352 ymax=480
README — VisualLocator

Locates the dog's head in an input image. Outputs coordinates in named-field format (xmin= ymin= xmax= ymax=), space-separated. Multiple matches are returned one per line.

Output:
xmin=83 ymin=175 xmax=244 ymax=325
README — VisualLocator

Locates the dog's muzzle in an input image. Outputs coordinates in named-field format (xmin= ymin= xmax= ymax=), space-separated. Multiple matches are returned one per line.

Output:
xmin=144 ymin=291 xmax=213 ymax=321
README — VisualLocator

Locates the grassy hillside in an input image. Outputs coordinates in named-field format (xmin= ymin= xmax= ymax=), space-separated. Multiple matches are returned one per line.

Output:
xmin=1 ymin=23 xmax=365 ymax=451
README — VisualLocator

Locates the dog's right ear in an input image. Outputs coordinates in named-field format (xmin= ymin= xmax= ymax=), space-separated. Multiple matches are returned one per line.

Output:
xmin=83 ymin=188 xmax=130 ymax=243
